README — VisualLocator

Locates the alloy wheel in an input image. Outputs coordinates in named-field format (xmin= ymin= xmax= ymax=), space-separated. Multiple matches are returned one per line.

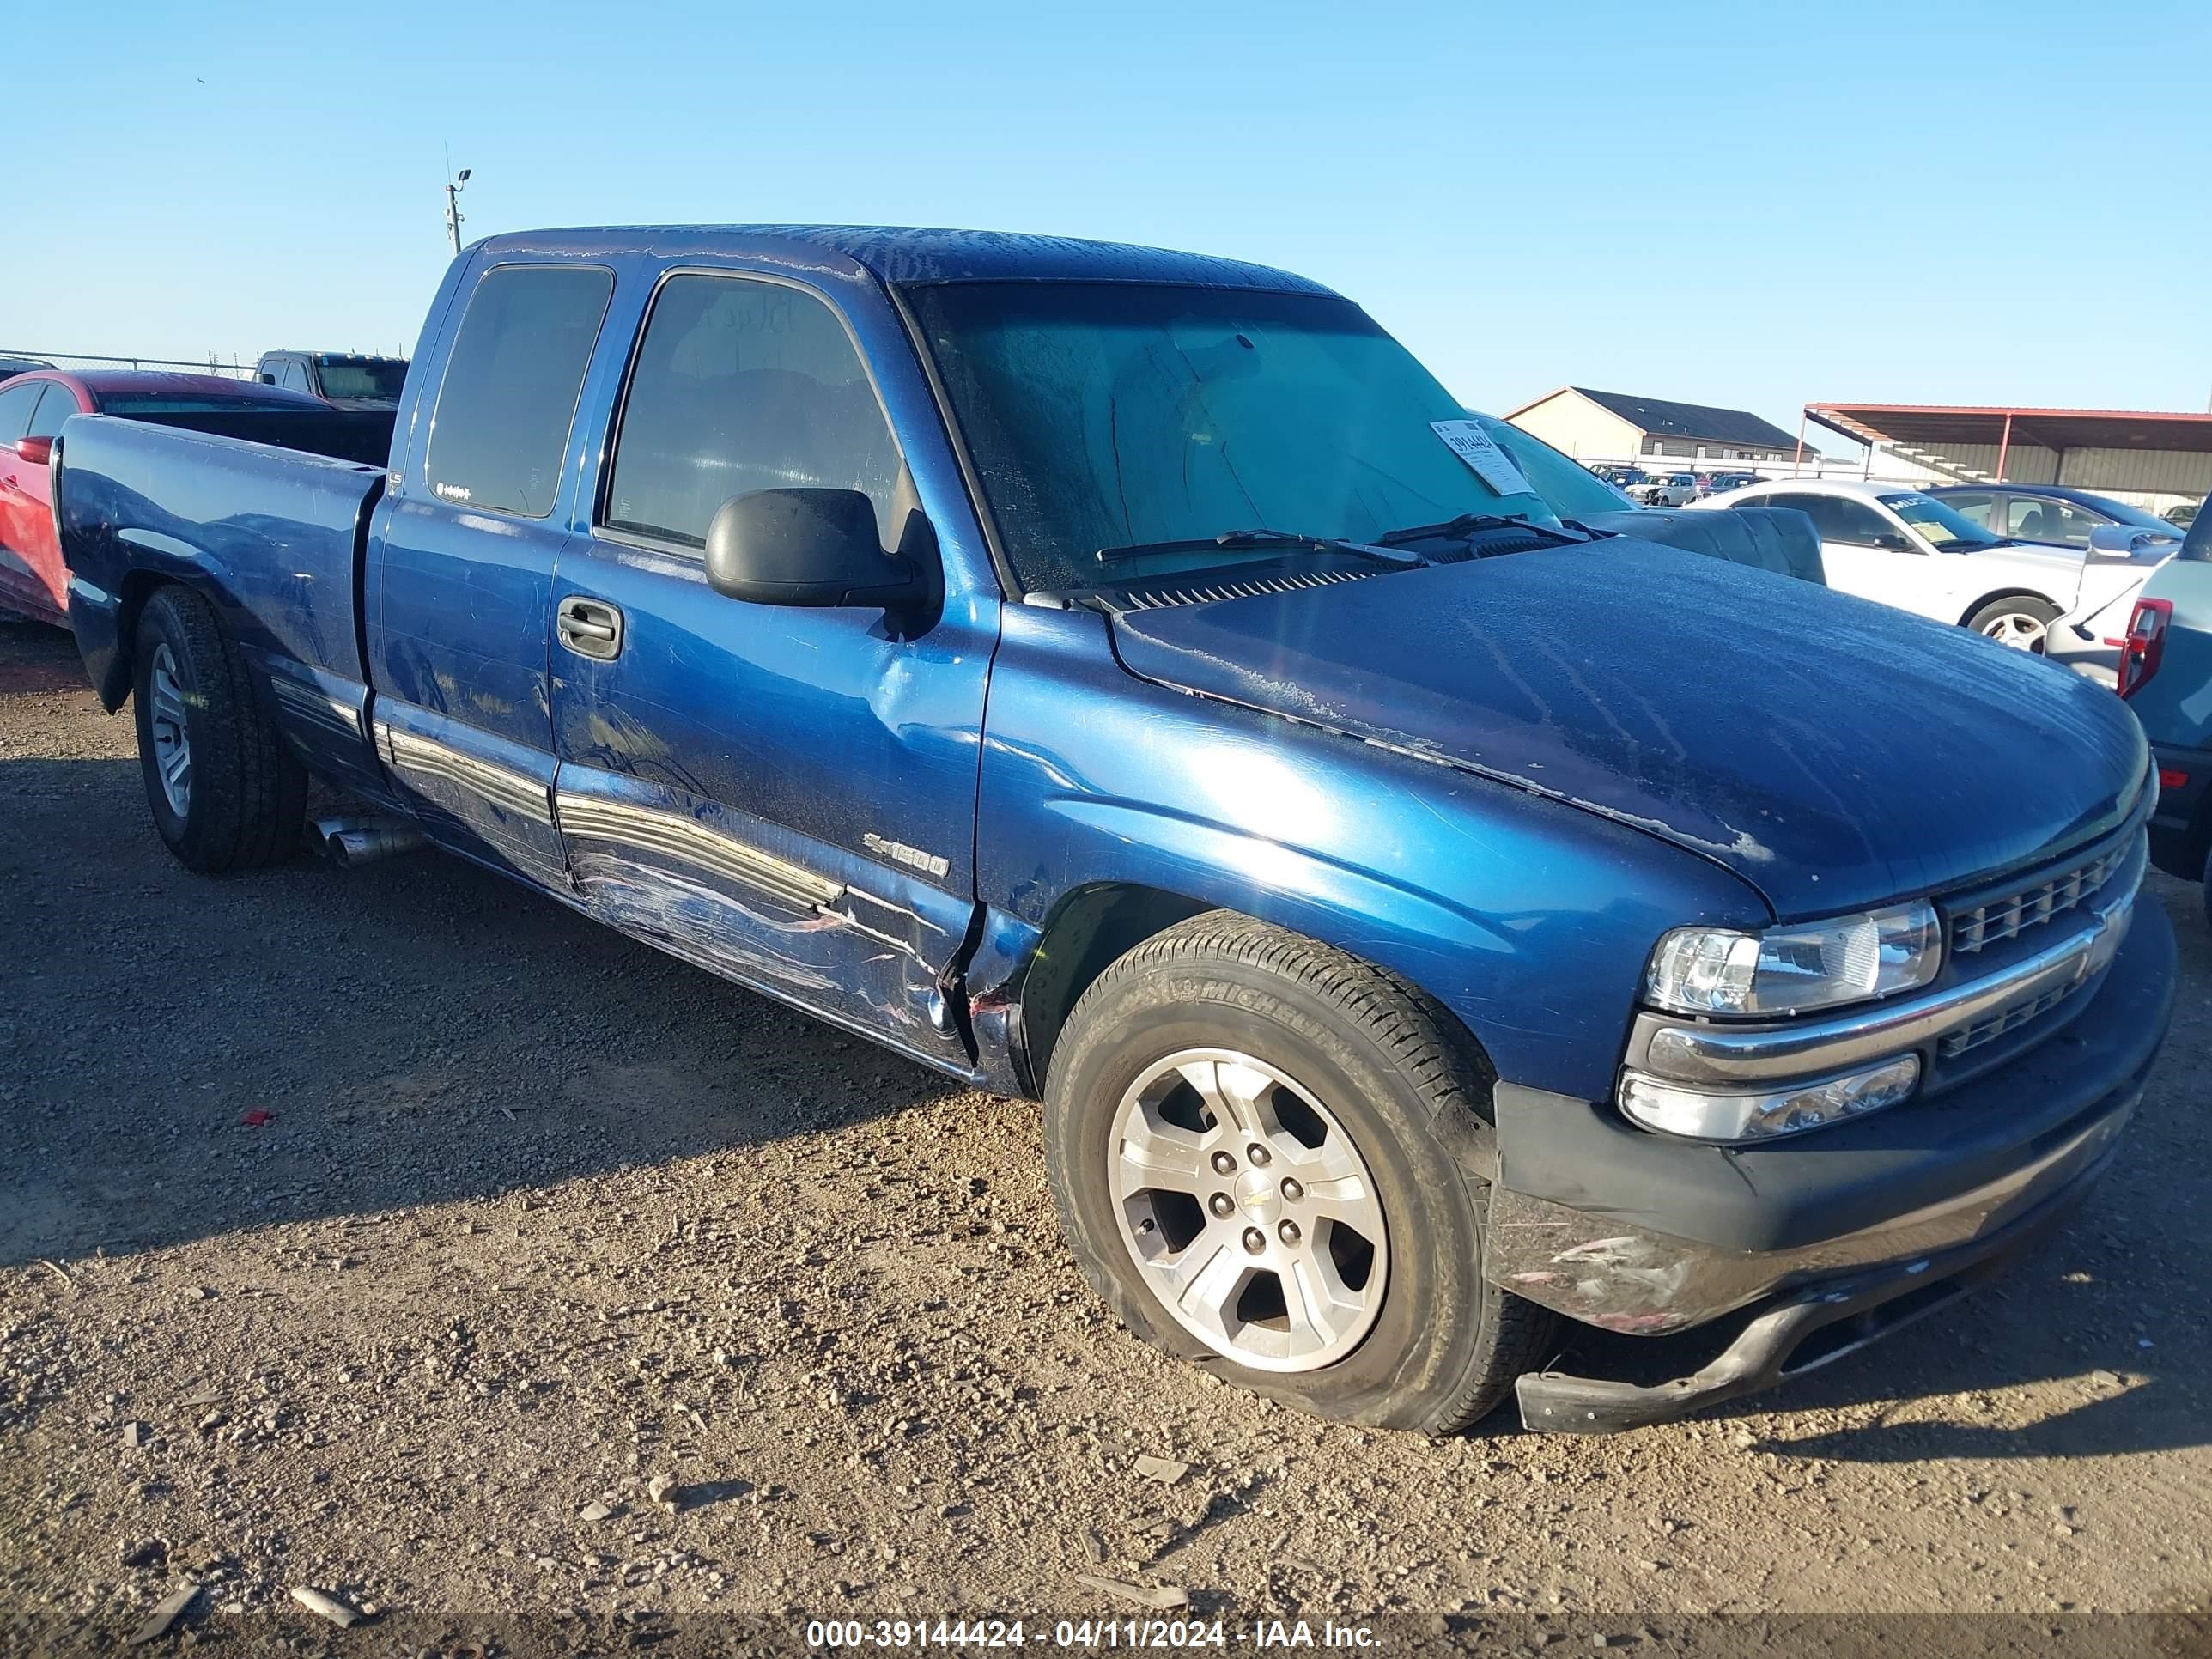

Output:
xmin=1978 ymin=611 xmax=2049 ymax=653
xmin=1109 ymin=1048 xmax=1389 ymax=1373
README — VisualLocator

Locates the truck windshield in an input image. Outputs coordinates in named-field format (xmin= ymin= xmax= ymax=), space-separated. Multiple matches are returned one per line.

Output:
xmin=906 ymin=282 xmax=1559 ymax=592
xmin=315 ymin=361 xmax=408 ymax=400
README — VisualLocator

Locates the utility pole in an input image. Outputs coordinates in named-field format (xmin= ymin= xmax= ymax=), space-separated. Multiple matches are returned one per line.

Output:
xmin=444 ymin=167 xmax=471 ymax=255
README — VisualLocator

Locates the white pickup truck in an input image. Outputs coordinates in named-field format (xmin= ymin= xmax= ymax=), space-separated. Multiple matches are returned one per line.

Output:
xmin=1695 ymin=477 xmax=2172 ymax=683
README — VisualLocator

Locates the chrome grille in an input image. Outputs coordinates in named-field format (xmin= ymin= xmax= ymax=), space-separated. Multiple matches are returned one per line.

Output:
xmin=1950 ymin=836 xmax=2130 ymax=956
xmin=1937 ymin=981 xmax=2081 ymax=1059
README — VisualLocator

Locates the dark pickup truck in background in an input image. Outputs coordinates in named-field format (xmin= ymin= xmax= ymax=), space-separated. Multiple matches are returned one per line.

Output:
xmin=52 ymin=227 xmax=2174 ymax=1434
xmin=253 ymin=349 xmax=410 ymax=411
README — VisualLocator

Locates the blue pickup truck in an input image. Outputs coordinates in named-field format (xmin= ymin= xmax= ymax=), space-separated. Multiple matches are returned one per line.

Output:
xmin=54 ymin=228 xmax=2173 ymax=1434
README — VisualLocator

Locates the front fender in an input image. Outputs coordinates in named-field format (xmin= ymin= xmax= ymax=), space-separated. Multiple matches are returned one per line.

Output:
xmin=976 ymin=605 xmax=1771 ymax=1103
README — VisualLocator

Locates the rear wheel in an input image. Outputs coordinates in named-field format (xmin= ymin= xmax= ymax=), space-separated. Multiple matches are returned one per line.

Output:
xmin=1045 ymin=912 xmax=1553 ymax=1433
xmin=1968 ymin=594 xmax=2059 ymax=653
xmin=131 ymin=585 xmax=306 ymax=872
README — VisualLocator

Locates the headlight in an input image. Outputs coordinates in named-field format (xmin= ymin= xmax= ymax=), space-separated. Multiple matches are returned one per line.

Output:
xmin=1644 ymin=902 xmax=1942 ymax=1017
xmin=1620 ymin=1054 xmax=1921 ymax=1141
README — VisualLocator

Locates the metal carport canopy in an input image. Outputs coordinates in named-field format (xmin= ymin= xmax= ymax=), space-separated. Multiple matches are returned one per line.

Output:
xmin=1808 ymin=402 xmax=2212 ymax=459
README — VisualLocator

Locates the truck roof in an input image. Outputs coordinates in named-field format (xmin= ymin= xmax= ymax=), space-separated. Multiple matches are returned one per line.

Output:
xmin=474 ymin=225 xmax=1340 ymax=296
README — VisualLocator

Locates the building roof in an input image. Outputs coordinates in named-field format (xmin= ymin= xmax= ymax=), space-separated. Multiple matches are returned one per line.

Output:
xmin=1808 ymin=403 xmax=2212 ymax=456
xmin=479 ymin=226 xmax=1341 ymax=295
xmin=1508 ymin=386 xmax=1803 ymax=452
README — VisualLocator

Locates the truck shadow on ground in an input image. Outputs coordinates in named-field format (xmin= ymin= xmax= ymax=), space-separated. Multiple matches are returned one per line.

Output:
xmin=3 ymin=747 xmax=2206 ymax=1464
xmin=0 ymin=751 xmax=973 ymax=1273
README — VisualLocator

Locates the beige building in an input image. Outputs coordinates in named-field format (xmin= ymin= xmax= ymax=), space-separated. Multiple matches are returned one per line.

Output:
xmin=1505 ymin=386 xmax=1808 ymax=465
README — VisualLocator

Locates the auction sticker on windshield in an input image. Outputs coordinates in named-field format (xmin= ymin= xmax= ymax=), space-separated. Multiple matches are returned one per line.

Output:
xmin=1430 ymin=419 xmax=1534 ymax=499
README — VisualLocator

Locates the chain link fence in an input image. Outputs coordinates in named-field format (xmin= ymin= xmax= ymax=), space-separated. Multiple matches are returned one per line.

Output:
xmin=1 ymin=349 xmax=259 ymax=381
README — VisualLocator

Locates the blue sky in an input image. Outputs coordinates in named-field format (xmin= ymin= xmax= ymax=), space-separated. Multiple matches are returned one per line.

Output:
xmin=12 ymin=0 xmax=2208 ymax=441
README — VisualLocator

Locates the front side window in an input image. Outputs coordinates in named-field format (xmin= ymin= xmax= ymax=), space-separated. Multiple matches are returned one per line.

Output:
xmin=1822 ymin=498 xmax=1906 ymax=545
xmin=428 ymin=264 xmax=615 ymax=517
xmin=603 ymin=274 xmax=899 ymax=550
xmin=908 ymin=281 xmax=1557 ymax=592
xmin=280 ymin=362 xmax=313 ymax=393
xmin=1763 ymin=493 xmax=1896 ymax=545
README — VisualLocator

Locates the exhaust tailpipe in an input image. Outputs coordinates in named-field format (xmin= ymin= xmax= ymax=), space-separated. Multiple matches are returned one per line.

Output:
xmin=313 ymin=815 xmax=429 ymax=866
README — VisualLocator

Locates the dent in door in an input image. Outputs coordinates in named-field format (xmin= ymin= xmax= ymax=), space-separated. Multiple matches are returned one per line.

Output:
xmin=372 ymin=704 xmax=565 ymax=884
xmin=554 ymin=764 xmax=977 ymax=1074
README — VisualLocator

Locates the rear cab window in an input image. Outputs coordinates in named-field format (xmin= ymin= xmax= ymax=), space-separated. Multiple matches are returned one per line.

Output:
xmin=428 ymin=264 xmax=616 ymax=517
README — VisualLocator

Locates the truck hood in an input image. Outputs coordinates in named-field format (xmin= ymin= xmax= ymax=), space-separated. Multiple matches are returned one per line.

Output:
xmin=1106 ymin=540 xmax=2148 ymax=917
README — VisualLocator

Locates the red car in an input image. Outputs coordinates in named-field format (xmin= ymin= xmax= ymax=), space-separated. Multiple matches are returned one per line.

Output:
xmin=0 ymin=371 xmax=325 ymax=626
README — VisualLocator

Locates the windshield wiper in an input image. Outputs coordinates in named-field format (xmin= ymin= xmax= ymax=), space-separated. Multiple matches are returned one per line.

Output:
xmin=1374 ymin=512 xmax=1593 ymax=549
xmin=1094 ymin=528 xmax=1422 ymax=567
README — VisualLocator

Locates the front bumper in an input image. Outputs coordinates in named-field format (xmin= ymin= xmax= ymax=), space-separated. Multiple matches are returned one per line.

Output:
xmin=1486 ymin=898 xmax=2175 ymax=1431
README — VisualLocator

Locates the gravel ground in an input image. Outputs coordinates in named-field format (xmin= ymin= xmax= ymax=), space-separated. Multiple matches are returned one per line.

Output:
xmin=3 ymin=616 xmax=2209 ymax=1656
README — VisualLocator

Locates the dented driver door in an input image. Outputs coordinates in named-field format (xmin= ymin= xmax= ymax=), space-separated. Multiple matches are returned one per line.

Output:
xmin=547 ymin=266 xmax=994 ymax=1075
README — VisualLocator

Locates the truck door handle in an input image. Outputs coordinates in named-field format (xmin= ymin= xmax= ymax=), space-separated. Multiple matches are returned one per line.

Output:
xmin=557 ymin=595 xmax=623 ymax=661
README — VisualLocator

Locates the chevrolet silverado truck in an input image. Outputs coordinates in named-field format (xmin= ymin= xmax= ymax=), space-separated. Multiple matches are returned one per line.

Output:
xmin=54 ymin=228 xmax=2175 ymax=1434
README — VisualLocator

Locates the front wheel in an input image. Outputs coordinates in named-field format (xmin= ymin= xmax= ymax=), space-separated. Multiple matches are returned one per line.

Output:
xmin=131 ymin=585 xmax=306 ymax=872
xmin=1968 ymin=594 xmax=2060 ymax=653
xmin=1044 ymin=913 xmax=1553 ymax=1433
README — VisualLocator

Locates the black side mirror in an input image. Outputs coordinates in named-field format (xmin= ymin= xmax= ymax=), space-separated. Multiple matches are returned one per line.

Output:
xmin=702 ymin=488 xmax=925 ymax=610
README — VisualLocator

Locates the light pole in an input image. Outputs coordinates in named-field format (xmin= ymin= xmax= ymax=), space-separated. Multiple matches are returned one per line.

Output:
xmin=444 ymin=167 xmax=471 ymax=255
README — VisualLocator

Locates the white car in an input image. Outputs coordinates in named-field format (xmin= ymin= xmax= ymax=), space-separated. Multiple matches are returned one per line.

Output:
xmin=1690 ymin=477 xmax=2170 ymax=683
xmin=1626 ymin=471 xmax=1698 ymax=507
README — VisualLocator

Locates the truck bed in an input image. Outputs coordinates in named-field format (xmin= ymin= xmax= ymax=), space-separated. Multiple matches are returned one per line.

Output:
xmin=57 ymin=411 xmax=392 ymax=791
